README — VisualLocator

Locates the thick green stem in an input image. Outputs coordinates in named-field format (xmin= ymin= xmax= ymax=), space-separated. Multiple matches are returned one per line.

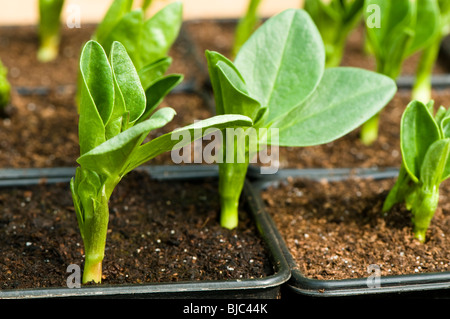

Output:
xmin=37 ymin=35 xmax=60 ymax=63
xmin=38 ymin=0 xmax=65 ymax=62
xmin=359 ymin=113 xmax=379 ymax=146
xmin=71 ymin=168 xmax=120 ymax=284
xmin=411 ymin=186 xmax=439 ymax=243
xmin=231 ymin=0 xmax=263 ymax=58
xmin=360 ymin=64 xmax=398 ymax=145
xmin=219 ymin=161 xmax=249 ymax=230
xmin=412 ymin=34 xmax=442 ymax=103
xmin=142 ymin=0 xmax=153 ymax=11
xmin=324 ymin=28 xmax=349 ymax=68
xmin=0 ymin=60 xmax=11 ymax=110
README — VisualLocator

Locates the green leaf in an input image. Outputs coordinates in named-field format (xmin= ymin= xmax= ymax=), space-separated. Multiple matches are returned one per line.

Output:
xmin=128 ymin=114 xmax=254 ymax=170
xmin=138 ymin=57 xmax=173 ymax=91
xmin=101 ymin=9 xmax=144 ymax=66
xmin=206 ymin=50 xmax=245 ymax=116
xmin=110 ymin=41 xmax=146 ymax=127
xmin=401 ymin=100 xmax=441 ymax=183
xmin=77 ymin=107 xmax=177 ymax=178
xmin=139 ymin=1 xmax=183 ymax=68
xmin=138 ymin=74 xmax=183 ymax=124
xmin=93 ymin=0 xmax=133 ymax=44
xmin=234 ymin=9 xmax=325 ymax=121
xmin=79 ymin=40 xmax=114 ymax=155
xmin=420 ymin=139 xmax=450 ymax=187
xmin=407 ymin=0 xmax=440 ymax=56
xmin=267 ymin=67 xmax=397 ymax=146
xmin=214 ymin=60 xmax=262 ymax=121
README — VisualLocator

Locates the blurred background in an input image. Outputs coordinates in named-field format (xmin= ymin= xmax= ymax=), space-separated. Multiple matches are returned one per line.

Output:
xmin=0 ymin=0 xmax=303 ymax=25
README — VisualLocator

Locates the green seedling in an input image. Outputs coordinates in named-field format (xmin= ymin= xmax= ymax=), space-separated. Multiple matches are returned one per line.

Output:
xmin=93 ymin=0 xmax=183 ymax=71
xmin=231 ymin=0 xmax=263 ymax=59
xmin=76 ymin=0 xmax=182 ymax=107
xmin=38 ymin=0 xmax=65 ymax=62
xmin=412 ymin=0 xmax=450 ymax=103
xmin=72 ymin=40 xmax=252 ymax=283
xmin=360 ymin=0 xmax=440 ymax=145
xmin=383 ymin=100 xmax=450 ymax=243
xmin=304 ymin=0 xmax=365 ymax=68
xmin=0 ymin=59 xmax=11 ymax=110
xmin=206 ymin=9 xmax=397 ymax=230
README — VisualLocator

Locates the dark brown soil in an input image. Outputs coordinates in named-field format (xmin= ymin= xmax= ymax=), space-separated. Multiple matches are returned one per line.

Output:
xmin=0 ymin=170 xmax=272 ymax=290
xmin=262 ymin=176 xmax=450 ymax=280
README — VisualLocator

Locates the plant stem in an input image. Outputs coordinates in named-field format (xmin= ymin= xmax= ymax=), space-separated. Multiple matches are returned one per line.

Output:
xmin=80 ymin=188 xmax=110 ymax=284
xmin=411 ymin=186 xmax=439 ymax=243
xmin=359 ymin=113 xmax=379 ymax=146
xmin=142 ymin=0 xmax=153 ymax=11
xmin=359 ymin=64 xmax=398 ymax=145
xmin=71 ymin=169 xmax=120 ymax=284
xmin=412 ymin=33 xmax=442 ymax=103
xmin=231 ymin=0 xmax=263 ymax=58
xmin=324 ymin=28 xmax=348 ymax=68
xmin=37 ymin=35 xmax=60 ymax=63
xmin=219 ymin=161 xmax=249 ymax=230
xmin=38 ymin=0 xmax=64 ymax=63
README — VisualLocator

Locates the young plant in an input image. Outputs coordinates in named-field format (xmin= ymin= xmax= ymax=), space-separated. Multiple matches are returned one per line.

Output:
xmin=360 ymin=0 xmax=440 ymax=145
xmin=382 ymin=100 xmax=450 ymax=243
xmin=0 ymin=59 xmax=11 ymax=110
xmin=72 ymin=40 xmax=252 ymax=283
xmin=76 ymin=0 xmax=182 ymax=107
xmin=206 ymin=8 xmax=397 ymax=230
xmin=231 ymin=0 xmax=263 ymax=59
xmin=38 ymin=0 xmax=65 ymax=62
xmin=92 ymin=0 xmax=183 ymax=71
xmin=412 ymin=0 xmax=450 ymax=103
xmin=304 ymin=0 xmax=365 ymax=68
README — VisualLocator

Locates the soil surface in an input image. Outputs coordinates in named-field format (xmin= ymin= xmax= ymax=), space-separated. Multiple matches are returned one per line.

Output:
xmin=262 ymin=176 xmax=450 ymax=280
xmin=0 ymin=170 xmax=272 ymax=290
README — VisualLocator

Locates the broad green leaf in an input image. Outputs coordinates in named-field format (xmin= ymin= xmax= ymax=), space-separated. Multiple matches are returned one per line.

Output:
xmin=128 ymin=114 xmax=254 ymax=170
xmin=138 ymin=57 xmax=173 ymax=91
xmin=215 ymin=60 xmax=261 ymax=121
xmin=234 ymin=9 xmax=325 ymax=121
xmin=101 ymin=9 xmax=144 ymax=66
xmin=110 ymin=41 xmax=146 ymax=126
xmin=267 ymin=67 xmax=396 ymax=146
xmin=420 ymin=139 xmax=450 ymax=187
xmin=79 ymin=40 xmax=114 ymax=155
xmin=77 ymin=107 xmax=176 ymax=178
xmin=93 ymin=0 xmax=133 ymax=44
xmin=137 ymin=74 xmax=183 ymax=124
xmin=401 ymin=100 xmax=441 ymax=182
xmin=139 ymin=1 xmax=183 ymax=69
